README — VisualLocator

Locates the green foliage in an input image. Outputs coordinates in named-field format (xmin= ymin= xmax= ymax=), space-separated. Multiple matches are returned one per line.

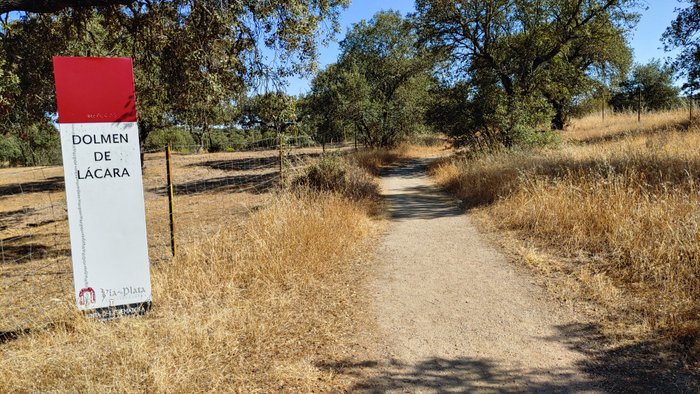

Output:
xmin=0 ymin=134 xmax=22 ymax=166
xmin=300 ymin=64 xmax=348 ymax=144
xmin=610 ymin=60 xmax=681 ymax=112
xmin=144 ymin=127 xmax=196 ymax=152
xmin=0 ymin=0 xmax=349 ymax=165
xmin=295 ymin=154 xmax=380 ymax=201
xmin=205 ymin=130 xmax=231 ymax=153
xmin=511 ymin=126 xmax=562 ymax=149
xmin=306 ymin=11 xmax=438 ymax=148
xmin=1 ymin=122 xmax=62 ymax=166
xmin=239 ymin=92 xmax=298 ymax=135
xmin=415 ymin=0 xmax=638 ymax=141
xmin=663 ymin=1 xmax=700 ymax=95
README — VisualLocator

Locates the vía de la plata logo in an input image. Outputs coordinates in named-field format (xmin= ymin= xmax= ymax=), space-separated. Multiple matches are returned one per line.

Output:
xmin=78 ymin=287 xmax=96 ymax=306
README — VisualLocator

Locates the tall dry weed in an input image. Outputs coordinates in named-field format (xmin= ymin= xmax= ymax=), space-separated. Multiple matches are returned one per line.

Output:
xmin=0 ymin=192 xmax=375 ymax=392
xmin=566 ymin=108 xmax=690 ymax=143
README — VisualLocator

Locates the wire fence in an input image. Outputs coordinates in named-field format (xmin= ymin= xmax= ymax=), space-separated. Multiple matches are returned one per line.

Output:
xmin=0 ymin=136 xmax=349 ymax=335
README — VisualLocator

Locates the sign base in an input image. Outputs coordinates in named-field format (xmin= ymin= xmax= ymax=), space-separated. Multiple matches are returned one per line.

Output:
xmin=84 ymin=302 xmax=151 ymax=321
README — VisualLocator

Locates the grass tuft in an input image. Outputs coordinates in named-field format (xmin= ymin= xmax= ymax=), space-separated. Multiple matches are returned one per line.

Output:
xmin=294 ymin=154 xmax=381 ymax=205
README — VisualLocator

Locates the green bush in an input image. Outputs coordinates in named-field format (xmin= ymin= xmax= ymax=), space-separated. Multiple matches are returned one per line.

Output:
xmin=1 ymin=122 xmax=62 ymax=167
xmin=512 ymin=125 xmax=561 ymax=148
xmin=294 ymin=154 xmax=380 ymax=201
xmin=144 ymin=127 xmax=196 ymax=152
xmin=206 ymin=130 xmax=230 ymax=152
xmin=0 ymin=134 xmax=22 ymax=166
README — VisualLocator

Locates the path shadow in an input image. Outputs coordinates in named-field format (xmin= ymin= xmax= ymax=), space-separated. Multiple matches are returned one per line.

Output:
xmin=319 ymin=357 xmax=599 ymax=393
xmin=382 ymin=159 xmax=432 ymax=180
xmin=0 ymin=176 xmax=64 ymax=197
xmin=545 ymin=323 xmax=700 ymax=393
xmin=383 ymin=159 xmax=464 ymax=220
xmin=385 ymin=184 xmax=464 ymax=220
xmin=324 ymin=323 xmax=699 ymax=393
xmin=150 ymin=172 xmax=278 ymax=196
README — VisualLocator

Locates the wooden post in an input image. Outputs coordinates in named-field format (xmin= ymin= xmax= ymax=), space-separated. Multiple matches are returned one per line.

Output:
xmin=166 ymin=144 xmax=176 ymax=257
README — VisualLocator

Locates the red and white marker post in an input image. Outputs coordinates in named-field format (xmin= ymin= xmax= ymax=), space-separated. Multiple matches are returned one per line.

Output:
xmin=53 ymin=57 xmax=152 ymax=319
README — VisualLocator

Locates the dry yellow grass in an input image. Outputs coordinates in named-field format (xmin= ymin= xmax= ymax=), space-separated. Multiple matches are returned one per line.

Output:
xmin=1 ymin=145 xmax=352 ymax=332
xmin=566 ymin=108 xmax=690 ymax=143
xmin=352 ymin=148 xmax=406 ymax=175
xmin=0 ymin=191 xmax=377 ymax=392
xmin=431 ymin=110 xmax=700 ymax=361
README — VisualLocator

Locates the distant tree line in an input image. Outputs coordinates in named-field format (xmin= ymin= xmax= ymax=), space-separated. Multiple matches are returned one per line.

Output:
xmin=2 ymin=0 xmax=699 ymax=165
xmin=305 ymin=1 xmax=680 ymax=149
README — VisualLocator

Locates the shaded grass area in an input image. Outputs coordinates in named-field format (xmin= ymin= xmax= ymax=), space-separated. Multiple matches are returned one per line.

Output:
xmin=430 ymin=110 xmax=700 ymax=372
xmin=0 ymin=192 xmax=378 ymax=392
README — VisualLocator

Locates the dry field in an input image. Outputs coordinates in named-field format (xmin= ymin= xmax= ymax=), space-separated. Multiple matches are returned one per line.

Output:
xmin=0 ymin=147 xmax=307 ymax=332
xmin=0 ymin=143 xmax=390 ymax=391
xmin=430 ymin=109 xmax=700 ymax=366
xmin=1 ymin=192 xmax=379 ymax=392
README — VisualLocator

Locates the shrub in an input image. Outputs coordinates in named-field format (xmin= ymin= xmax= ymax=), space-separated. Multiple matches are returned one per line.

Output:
xmin=511 ymin=125 xmax=561 ymax=148
xmin=1 ymin=123 xmax=62 ymax=167
xmin=294 ymin=154 xmax=380 ymax=203
xmin=144 ymin=127 xmax=196 ymax=152
xmin=0 ymin=134 xmax=22 ymax=166
xmin=206 ymin=130 xmax=230 ymax=152
xmin=351 ymin=149 xmax=403 ymax=175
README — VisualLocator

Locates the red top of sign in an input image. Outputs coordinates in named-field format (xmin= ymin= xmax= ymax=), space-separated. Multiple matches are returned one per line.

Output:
xmin=53 ymin=57 xmax=138 ymax=124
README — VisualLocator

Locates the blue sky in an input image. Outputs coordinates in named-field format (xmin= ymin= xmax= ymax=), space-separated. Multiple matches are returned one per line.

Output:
xmin=284 ymin=0 xmax=685 ymax=96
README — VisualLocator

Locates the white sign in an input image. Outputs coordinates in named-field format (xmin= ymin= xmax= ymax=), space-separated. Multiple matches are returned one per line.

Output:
xmin=53 ymin=57 xmax=152 ymax=318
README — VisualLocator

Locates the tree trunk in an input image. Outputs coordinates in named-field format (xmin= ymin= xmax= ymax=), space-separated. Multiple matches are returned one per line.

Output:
xmin=551 ymin=103 xmax=567 ymax=130
xmin=198 ymin=121 xmax=209 ymax=153
xmin=137 ymin=120 xmax=153 ymax=172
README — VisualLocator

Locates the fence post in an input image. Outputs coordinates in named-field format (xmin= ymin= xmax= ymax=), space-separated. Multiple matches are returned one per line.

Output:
xmin=166 ymin=144 xmax=176 ymax=257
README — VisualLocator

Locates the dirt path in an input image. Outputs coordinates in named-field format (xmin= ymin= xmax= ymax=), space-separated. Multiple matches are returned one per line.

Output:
xmin=360 ymin=158 xmax=603 ymax=392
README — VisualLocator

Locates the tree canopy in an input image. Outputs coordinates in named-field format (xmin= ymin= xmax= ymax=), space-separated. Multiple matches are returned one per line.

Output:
xmin=609 ymin=60 xmax=680 ymax=112
xmin=0 ymin=0 xmax=348 ymax=164
xmin=414 ymin=0 xmax=638 ymax=143
xmin=663 ymin=0 xmax=700 ymax=95
xmin=305 ymin=11 xmax=436 ymax=148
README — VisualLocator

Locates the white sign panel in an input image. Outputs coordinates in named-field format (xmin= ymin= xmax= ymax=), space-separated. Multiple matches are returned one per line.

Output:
xmin=53 ymin=57 xmax=151 ymax=318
